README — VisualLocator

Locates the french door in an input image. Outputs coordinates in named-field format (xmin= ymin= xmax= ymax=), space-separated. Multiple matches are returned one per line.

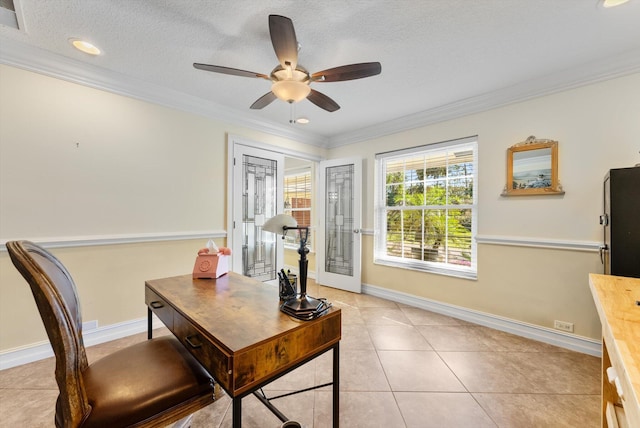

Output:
xmin=316 ymin=157 xmax=362 ymax=293
xmin=229 ymin=142 xmax=284 ymax=282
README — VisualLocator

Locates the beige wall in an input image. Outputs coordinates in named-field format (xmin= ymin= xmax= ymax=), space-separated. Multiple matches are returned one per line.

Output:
xmin=0 ymin=64 xmax=324 ymax=351
xmin=0 ymin=239 xmax=215 ymax=348
xmin=329 ymin=72 xmax=640 ymax=339
xmin=284 ymin=247 xmax=316 ymax=275
xmin=0 ymin=64 xmax=323 ymax=239
xmin=1 ymin=64 xmax=638 ymax=354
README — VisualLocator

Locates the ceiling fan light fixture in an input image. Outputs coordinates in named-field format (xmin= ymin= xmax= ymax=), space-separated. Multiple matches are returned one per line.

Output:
xmin=272 ymin=80 xmax=311 ymax=103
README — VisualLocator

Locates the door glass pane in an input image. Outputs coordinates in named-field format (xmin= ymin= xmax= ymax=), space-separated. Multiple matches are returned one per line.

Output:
xmin=325 ymin=164 xmax=354 ymax=276
xmin=242 ymin=155 xmax=277 ymax=281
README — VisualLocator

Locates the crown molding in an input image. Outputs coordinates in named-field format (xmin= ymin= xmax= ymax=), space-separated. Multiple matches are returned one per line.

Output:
xmin=2 ymin=38 xmax=639 ymax=150
xmin=0 ymin=38 xmax=329 ymax=148
xmin=327 ymin=47 xmax=640 ymax=148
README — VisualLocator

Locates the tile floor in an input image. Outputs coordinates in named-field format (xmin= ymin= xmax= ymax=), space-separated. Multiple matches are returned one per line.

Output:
xmin=0 ymin=280 xmax=602 ymax=427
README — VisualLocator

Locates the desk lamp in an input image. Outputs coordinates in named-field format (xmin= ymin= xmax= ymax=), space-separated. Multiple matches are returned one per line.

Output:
xmin=262 ymin=214 xmax=325 ymax=318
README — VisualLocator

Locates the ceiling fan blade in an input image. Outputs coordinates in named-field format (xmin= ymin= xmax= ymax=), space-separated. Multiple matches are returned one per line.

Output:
xmin=307 ymin=89 xmax=340 ymax=112
xmin=250 ymin=92 xmax=277 ymax=109
xmin=269 ymin=15 xmax=298 ymax=70
xmin=311 ymin=62 xmax=382 ymax=82
xmin=193 ymin=63 xmax=269 ymax=80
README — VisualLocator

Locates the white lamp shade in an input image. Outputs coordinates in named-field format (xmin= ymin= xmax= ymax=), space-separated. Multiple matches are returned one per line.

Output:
xmin=262 ymin=214 xmax=298 ymax=234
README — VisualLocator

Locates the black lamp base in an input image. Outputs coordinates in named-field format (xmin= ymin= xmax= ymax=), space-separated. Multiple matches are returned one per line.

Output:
xmin=283 ymin=294 xmax=323 ymax=312
xmin=280 ymin=295 xmax=329 ymax=320
xmin=279 ymin=230 xmax=331 ymax=320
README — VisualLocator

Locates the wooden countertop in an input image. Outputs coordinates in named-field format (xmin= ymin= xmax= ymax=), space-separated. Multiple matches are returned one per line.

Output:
xmin=589 ymin=273 xmax=640 ymax=426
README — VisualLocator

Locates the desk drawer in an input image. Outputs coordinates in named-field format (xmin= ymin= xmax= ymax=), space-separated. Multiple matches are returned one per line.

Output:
xmin=234 ymin=309 xmax=341 ymax=395
xmin=145 ymin=288 xmax=173 ymax=330
xmin=173 ymin=310 xmax=232 ymax=392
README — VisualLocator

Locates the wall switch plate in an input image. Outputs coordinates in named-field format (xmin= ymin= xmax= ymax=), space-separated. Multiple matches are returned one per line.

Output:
xmin=554 ymin=320 xmax=574 ymax=333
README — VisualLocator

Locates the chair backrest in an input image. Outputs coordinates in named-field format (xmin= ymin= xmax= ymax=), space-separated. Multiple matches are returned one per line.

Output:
xmin=7 ymin=240 xmax=91 ymax=426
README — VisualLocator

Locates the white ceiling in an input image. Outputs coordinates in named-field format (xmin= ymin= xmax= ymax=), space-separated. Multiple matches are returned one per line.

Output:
xmin=1 ymin=0 xmax=640 ymax=148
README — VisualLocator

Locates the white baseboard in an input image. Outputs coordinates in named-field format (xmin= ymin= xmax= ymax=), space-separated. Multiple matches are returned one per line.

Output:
xmin=362 ymin=283 xmax=602 ymax=357
xmin=2 ymin=283 xmax=601 ymax=371
xmin=0 ymin=315 xmax=164 ymax=370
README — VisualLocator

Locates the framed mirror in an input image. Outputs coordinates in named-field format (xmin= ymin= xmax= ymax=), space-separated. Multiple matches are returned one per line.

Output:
xmin=502 ymin=137 xmax=564 ymax=196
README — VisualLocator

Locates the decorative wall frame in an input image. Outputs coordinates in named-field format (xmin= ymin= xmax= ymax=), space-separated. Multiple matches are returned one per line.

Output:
xmin=501 ymin=136 xmax=564 ymax=196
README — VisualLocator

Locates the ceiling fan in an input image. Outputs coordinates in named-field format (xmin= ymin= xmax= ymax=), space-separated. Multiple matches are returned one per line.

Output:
xmin=193 ymin=14 xmax=381 ymax=112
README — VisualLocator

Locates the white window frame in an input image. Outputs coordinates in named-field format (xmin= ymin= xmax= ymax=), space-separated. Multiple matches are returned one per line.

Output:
xmin=374 ymin=136 xmax=478 ymax=279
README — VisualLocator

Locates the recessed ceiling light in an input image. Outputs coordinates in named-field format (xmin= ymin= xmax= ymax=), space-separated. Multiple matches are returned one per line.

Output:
xmin=295 ymin=117 xmax=310 ymax=124
xmin=69 ymin=38 xmax=101 ymax=55
xmin=599 ymin=0 xmax=630 ymax=7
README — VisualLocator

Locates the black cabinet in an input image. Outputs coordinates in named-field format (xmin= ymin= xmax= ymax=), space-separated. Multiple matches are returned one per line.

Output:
xmin=601 ymin=166 xmax=640 ymax=278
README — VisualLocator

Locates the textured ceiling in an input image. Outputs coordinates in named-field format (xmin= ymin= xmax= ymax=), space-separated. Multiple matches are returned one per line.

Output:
xmin=1 ymin=0 xmax=640 ymax=147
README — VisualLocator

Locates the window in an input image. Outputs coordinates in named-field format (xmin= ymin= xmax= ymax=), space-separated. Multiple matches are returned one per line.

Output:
xmin=374 ymin=137 xmax=477 ymax=279
xmin=284 ymin=170 xmax=312 ymax=249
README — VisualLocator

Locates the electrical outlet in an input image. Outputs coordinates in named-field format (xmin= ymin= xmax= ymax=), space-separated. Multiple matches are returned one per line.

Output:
xmin=554 ymin=320 xmax=574 ymax=333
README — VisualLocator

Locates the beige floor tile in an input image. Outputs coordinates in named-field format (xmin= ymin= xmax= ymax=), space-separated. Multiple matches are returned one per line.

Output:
xmin=400 ymin=307 xmax=469 ymax=326
xmin=395 ymin=392 xmax=497 ymax=427
xmin=191 ymin=394 xmax=231 ymax=427
xmin=417 ymin=325 xmax=497 ymax=351
xmin=314 ymin=391 xmax=405 ymax=428
xmin=354 ymin=293 xmax=399 ymax=308
xmin=438 ymin=352 xmax=536 ymax=393
xmin=378 ymin=350 xmax=466 ymax=392
xmin=473 ymin=393 xmax=600 ymax=428
xmin=329 ymin=295 xmax=360 ymax=310
xmin=480 ymin=328 xmax=570 ymax=353
xmin=315 ymin=287 xmax=359 ymax=307
xmin=263 ymin=359 xmax=317 ymax=392
xmin=219 ymin=390 xmax=316 ymax=428
xmin=341 ymin=323 xmax=375 ymax=351
xmin=0 ymin=356 xmax=57 ymax=389
xmin=316 ymin=349 xmax=390 ymax=392
xmin=366 ymin=324 xmax=433 ymax=351
xmin=0 ymin=388 xmax=58 ymax=427
xmin=336 ymin=305 xmax=365 ymax=325
xmin=360 ymin=307 xmax=413 ymax=326
xmin=0 ymin=290 xmax=601 ymax=427
xmin=509 ymin=351 xmax=601 ymax=394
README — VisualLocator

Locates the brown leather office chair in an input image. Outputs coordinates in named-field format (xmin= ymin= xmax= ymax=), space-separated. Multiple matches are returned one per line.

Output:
xmin=6 ymin=240 xmax=215 ymax=427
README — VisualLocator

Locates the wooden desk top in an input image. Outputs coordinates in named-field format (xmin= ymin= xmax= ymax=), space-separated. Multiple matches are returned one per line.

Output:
xmin=589 ymin=273 xmax=640 ymax=425
xmin=146 ymin=273 xmax=341 ymax=396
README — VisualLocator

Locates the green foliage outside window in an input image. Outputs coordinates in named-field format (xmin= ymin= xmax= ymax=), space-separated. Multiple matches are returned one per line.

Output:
xmin=383 ymin=149 xmax=474 ymax=267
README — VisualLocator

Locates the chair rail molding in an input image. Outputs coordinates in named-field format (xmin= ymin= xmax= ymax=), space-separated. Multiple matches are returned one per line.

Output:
xmin=0 ymin=230 xmax=227 ymax=251
xmin=475 ymin=234 xmax=601 ymax=251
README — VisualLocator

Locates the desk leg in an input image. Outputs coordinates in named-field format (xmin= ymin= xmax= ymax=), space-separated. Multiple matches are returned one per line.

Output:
xmin=333 ymin=342 xmax=340 ymax=428
xmin=147 ymin=308 xmax=152 ymax=340
xmin=233 ymin=396 xmax=242 ymax=428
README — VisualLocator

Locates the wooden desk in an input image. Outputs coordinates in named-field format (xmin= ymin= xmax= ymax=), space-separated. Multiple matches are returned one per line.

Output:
xmin=145 ymin=273 xmax=341 ymax=427
xmin=589 ymin=274 xmax=640 ymax=428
